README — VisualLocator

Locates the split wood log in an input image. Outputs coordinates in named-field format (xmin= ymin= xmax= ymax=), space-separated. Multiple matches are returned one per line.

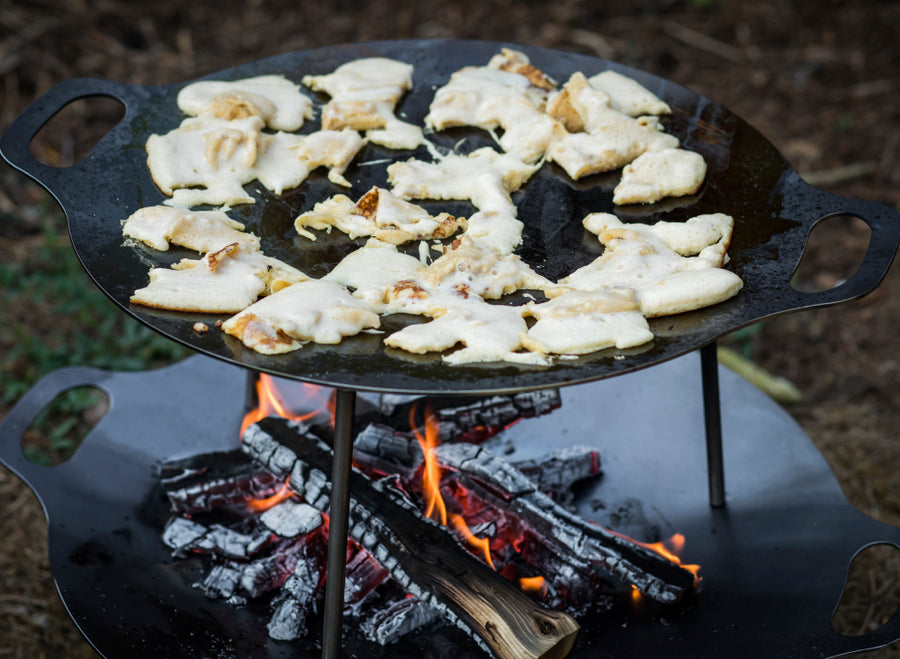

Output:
xmin=244 ymin=417 xmax=581 ymax=659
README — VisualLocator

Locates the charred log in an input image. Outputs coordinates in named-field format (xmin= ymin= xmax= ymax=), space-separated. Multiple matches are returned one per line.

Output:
xmin=511 ymin=445 xmax=602 ymax=505
xmin=375 ymin=390 xmax=562 ymax=443
xmin=433 ymin=443 xmax=696 ymax=605
xmin=244 ymin=417 xmax=581 ymax=659
xmin=352 ymin=423 xmax=423 ymax=479
xmin=351 ymin=423 xmax=600 ymax=503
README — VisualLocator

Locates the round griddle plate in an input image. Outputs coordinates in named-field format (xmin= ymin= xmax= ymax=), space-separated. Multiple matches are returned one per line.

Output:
xmin=1 ymin=39 xmax=898 ymax=393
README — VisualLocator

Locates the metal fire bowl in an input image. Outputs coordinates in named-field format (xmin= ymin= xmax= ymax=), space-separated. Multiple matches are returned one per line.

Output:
xmin=1 ymin=354 xmax=899 ymax=658
xmin=1 ymin=40 xmax=899 ymax=394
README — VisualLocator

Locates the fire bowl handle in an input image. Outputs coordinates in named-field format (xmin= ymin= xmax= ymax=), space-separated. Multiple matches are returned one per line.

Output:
xmin=0 ymin=78 xmax=138 ymax=195
xmin=0 ymin=366 xmax=112 ymax=496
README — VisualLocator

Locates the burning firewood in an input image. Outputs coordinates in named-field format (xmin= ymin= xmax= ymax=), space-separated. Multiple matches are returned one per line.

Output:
xmin=351 ymin=421 xmax=602 ymax=504
xmin=431 ymin=443 xmax=696 ymax=604
xmin=156 ymin=380 xmax=696 ymax=655
xmin=244 ymin=417 xmax=582 ymax=659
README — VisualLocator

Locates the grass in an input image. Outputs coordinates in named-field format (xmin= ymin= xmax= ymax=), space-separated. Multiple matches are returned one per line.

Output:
xmin=0 ymin=192 xmax=190 ymax=462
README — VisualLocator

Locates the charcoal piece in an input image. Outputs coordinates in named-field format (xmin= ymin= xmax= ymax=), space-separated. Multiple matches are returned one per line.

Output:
xmin=158 ymin=449 xmax=283 ymax=514
xmin=259 ymin=501 xmax=323 ymax=538
xmin=344 ymin=548 xmax=390 ymax=605
xmin=162 ymin=517 xmax=206 ymax=550
xmin=161 ymin=516 xmax=271 ymax=559
xmin=267 ymin=545 xmax=323 ymax=641
xmin=282 ymin=550 xmax=322 ymax=603
xmin=198 ymin=564 xmax=242 ymax=599
xmin=267 ymin=597 xmax=307 ymax=641
xmin=469 ymin=520 xmax=496 ymax=539
xmin=361 ymin=595 xmax=440 ymax=646
xmin=240 ymin=549 xmax=301 ymax=598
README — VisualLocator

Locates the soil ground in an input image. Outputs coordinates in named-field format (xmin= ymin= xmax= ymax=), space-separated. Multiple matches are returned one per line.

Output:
xmin=1 ymin=1 xmax=899 ymax=657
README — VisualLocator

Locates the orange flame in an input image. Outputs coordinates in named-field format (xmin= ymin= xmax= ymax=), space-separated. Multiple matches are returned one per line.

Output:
xmin=246 ymin=478 xmax=293 ymax=512
xmin=241 ymin=375 xmax=326 ymax=438
xmin=411 ymin=404 xmax=496 ymax=570
xmin=450 ymin=514 xmax=495 ymax=569
xmin=411 ymin=405 xmax=448 ymax=524
xmin=613 ymin=531 xmax=702 ymax=590
xmin=629 ymin=584 xmax=644 ymax=609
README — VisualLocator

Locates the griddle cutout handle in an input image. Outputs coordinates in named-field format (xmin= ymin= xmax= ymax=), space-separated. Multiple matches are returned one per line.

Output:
xmin=0 ymin=366 xmax=112 ymax=496
xmin=0 ymin=77 xmax=137 ymax=194
xmin=780 ymin=177 xmax=900 ymax=313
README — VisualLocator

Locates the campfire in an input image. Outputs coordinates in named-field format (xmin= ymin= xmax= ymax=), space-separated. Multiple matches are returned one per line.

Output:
xmin=157 ymin=375 xmax=700 ymax=657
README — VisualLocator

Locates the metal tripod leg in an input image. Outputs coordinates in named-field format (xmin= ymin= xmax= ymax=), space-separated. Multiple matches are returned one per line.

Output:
xmin=701 ymin=343 xmax=726 ymax=508
xmin=322 ymin=388 xmax=356 ymax=659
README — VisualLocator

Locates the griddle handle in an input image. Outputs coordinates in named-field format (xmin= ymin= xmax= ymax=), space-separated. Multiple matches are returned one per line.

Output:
xmin=0 ymin=366 xmax=112 ymax=495
xmin=778 ymin=177 xmax=900 ymax=313
xmin=0 ymin=78 xmax=136 ymax=193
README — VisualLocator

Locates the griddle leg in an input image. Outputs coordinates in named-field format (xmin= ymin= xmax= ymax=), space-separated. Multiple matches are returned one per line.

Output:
xmin=322 ymin=388 xmax=356 ymax=659
xmin=701 ymin=342 xmax=726 ymax=508
xmin=244 ymin=370 xmax=260 ymax=413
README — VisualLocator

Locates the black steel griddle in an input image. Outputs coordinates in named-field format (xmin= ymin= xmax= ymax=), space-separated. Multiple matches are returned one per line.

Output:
xmin=2 ymin=39 xmax=899 ymax=394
